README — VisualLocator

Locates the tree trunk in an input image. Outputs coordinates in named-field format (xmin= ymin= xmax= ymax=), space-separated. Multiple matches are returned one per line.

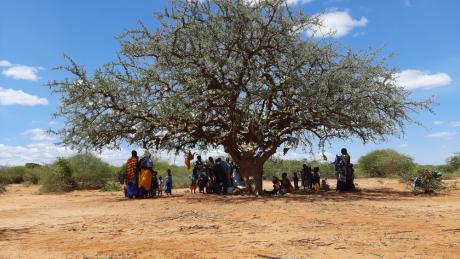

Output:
xmin=234 ymin=157 xmax=264 ymax=195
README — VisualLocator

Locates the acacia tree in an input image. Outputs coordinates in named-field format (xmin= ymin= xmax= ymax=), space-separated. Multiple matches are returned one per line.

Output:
xmin=50 ymin=0 xmax=430 ymax=194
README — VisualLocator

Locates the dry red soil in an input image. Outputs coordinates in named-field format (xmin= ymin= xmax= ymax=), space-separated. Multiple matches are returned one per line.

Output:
xmin=1 ymin=178 xmax=459 ymax=258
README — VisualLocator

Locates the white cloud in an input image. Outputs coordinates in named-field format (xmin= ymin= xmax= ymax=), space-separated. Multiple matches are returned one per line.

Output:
xmin=399 ymin=143 xmax=409 ymax=148
xmin=427 ymin=131 xmax=457 ymax=138
xmin=0 ymin=60 xmax=12 ymax=67
xmin=0 ymin=87 xmax=48 ymax=106
xmin=306 ymin=10 xmax=368 ymax=38
xmin=0 ymin=142 xmax=132 ymax=166
xmin=450 ymin=121 xmax=460 ymax=127
xmin=21 ymin=128 xmax=55 ymax=141
xmin=2 ymin=65 xmax=40 ymax=81
xmin=395 ymin=70 xmax=452 ymax=90
xmin=433 ymin=121 xmax=444 ymax=125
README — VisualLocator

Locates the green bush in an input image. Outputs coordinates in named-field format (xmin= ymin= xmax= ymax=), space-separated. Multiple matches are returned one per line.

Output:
xmin=39 ymin=158 xmax=75 ymax=193
xmin=358 ymin=149 xmax=416 ymax=178
xmin=411 ymin=168 xmax=444 ymax=193
xmin=0 ymin=183 xmax=6 ymax=193
xmin=0 ymin=166 xmax=27 ymax=184
xmin=67 ymin=153 xmax=112 ymax=189
xmin=446 ymin=153 xmax=460 ymax=172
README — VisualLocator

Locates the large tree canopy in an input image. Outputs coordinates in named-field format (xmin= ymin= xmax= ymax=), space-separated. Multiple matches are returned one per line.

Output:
xmin=50 ymin=0 xmax=431 ymax=194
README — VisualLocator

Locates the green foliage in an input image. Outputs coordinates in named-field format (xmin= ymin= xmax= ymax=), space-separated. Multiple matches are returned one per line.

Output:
xmin=67 ymin=153 xmax=113 ymax=189
xmin=263 ymin=159 xmax=336 ymax=180
xmin=358 ymin=149 xmax=416 ymax=178
xmin=39 ymin=158 xmax=75 ymax=193
xmin=0 ymin=166 xmax=27 ymax=184
xmin=25 ymin=163 xmax=42 ymax=169
xmin=100 ymin=182 xmax=122 ymax=192
xmin=50 ymin=0 xmax=431 ymax=195
xmin=0 ymin=183 xmax=5 ymax=193
xmin=153 ymin=159 xmax=189 ymax=188
xmin=412 ymin=168 xmax=444 ymax=193
xmin=446 ymin=153 xmax=460 ymax=172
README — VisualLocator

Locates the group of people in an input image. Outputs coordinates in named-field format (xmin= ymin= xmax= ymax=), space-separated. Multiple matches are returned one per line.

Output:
xmin=267 ymin=148 xmax=356 ymax=195
xmin=125 ymin=147 xmax=355 ymax=198
xmin=124 ymin=150 xmax=173 ymax=199
xmin=187 ymin=155 xmax=246 ymax=195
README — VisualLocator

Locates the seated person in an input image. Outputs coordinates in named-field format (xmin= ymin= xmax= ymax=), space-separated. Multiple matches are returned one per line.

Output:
xmin=271 ymin=176 xmax=281 ymax=195
xmin=280 ymin=172 xmax=293 ymax=194
xmin=320 ymin=178 xmax=330 ymax=191
xmin=312 ymin=167 xmax=321 ymax=191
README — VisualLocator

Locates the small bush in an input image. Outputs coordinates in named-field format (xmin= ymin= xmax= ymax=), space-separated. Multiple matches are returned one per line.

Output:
xmin=0 ymin=183 xmax=6 ymax=193
xmin=39 ymin=158 xmax=75 ymax=193
xmin=358 ymin=149 xmax=416 ymax=178
xmin=23 ymin=171 xmax=40 ymax=184
xmin=411 ymin=168 xmax=444 ymax=193
xmin=100 ymin=182 xmax=122 ymax=192
xmin=68 ymin=153 xmax=112 ymax=189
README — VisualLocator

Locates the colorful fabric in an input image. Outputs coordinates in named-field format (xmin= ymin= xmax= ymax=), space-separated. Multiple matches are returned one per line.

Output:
xmin=185 ymin=152 xmax=194 ymax=172
xmin=138 ymin=168 xmax=152 ymax=191
xmin=125 ymin=157 xmax=138 ymax=183
xmin=164 ymin=175 xmax=173 ymax=194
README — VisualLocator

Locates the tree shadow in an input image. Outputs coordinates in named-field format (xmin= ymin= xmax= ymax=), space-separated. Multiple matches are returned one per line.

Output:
xmin=179 ymin=187 xmax=435 ymax=204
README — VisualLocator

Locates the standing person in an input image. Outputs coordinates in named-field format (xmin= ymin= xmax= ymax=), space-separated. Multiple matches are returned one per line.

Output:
xmin=206 ymin=156 xmax=215 ymax=193
xmin=124 ymin=150 xmax=139 ymax=199
xmin=157 ymin=176 xmax=163 ymax=196
xmin=163 ymin=169 xmax=173 ymax=195
xmin=137 ymin=151 xmax=154 ymax=198
xmin=301 ymin=164 xmax=313 ymax=190
xmin=340 ymin=148 xmax=351 ymax=192
xmin=293 ymin=172 xmax=300 ymax=191
xmin=213 ymin=158 xmax=226 ymax=194
xmin=150 ymin=171 xmax=159 ymax=198
xmin=189 ymin=169 xmax=198 ymax=194
xmin=194 ymin=155 xmax=204 ymax=173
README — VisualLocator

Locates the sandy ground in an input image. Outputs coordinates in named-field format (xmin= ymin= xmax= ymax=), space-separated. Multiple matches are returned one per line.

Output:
xmin=0 ymin=178 xmax=459 ymax=259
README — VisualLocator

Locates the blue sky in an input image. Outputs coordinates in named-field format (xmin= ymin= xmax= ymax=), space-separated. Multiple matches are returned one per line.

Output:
xmin=0 ymin=0 xmax=459 ymax=166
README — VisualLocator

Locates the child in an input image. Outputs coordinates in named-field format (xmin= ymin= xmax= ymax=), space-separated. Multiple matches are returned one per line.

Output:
xmin=320 ymin=178 xmax=330 ymax=191
xmin=293 ymin=172 xmax=299 ymax=191
xmin=150 ymin=171 xmax=159 ymax=198
xmin=198 ymin=169 xmax=208 ymax=194
xmin=157 ymin=176 xmax=163 ymax=196
xmin=163 ymin=169 xmax=173 ymax=195
xmin=312 ymin=167 xmax=321 ymax=191
xmin=189 ymin=169 xmax=198 ymax=194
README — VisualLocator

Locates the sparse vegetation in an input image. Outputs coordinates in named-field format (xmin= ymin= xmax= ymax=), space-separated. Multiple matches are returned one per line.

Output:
xmin=39 ymin=158 xmax=75 ymax=193
xmin=358 ymin=149 xmax=416 ymax=178
xmin=100 ymin=182 xmax=122 ymax=192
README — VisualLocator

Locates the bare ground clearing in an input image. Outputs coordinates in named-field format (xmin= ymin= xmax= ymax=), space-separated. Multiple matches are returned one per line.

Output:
xmin=0 ymin=178 xmax=459 ymax=258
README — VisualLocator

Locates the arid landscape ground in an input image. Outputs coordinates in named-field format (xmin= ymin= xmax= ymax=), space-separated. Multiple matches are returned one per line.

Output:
xmin=1 ymin=178 xmax=459 ymax=259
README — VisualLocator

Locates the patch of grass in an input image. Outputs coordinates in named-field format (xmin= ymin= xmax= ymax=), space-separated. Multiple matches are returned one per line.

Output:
xmin=100 ymin=182 xmax=122 ymax=192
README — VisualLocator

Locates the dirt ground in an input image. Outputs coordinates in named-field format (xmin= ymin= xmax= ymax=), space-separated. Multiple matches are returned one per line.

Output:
xmin=0 ymin=178 xmax=459 ymax=259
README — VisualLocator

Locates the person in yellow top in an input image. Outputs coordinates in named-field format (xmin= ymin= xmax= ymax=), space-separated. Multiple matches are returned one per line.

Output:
xmin=138 ymin=150 xmax=154 ymax=198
